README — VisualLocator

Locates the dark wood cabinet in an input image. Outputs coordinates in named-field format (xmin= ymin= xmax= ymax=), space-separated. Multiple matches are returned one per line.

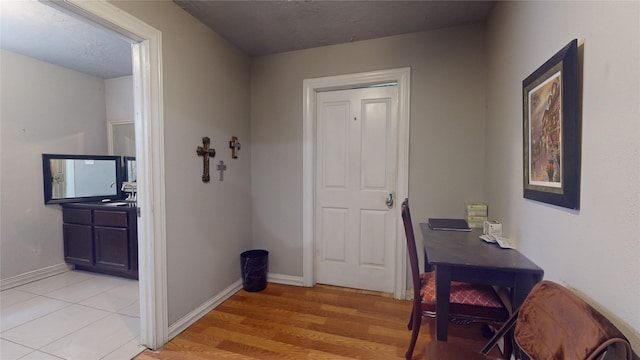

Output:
xmin=62 ymin=203 xmax=138 ymax=279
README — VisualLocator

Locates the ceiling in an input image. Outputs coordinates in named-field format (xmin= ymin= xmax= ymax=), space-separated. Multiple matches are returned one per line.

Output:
xmin=0 ymin=1 xmax=495 ymax=79
xmin=0 ymin=0 xmax=132 ymax=79
xmin=174 ymin=1 xmax=496 ymax=57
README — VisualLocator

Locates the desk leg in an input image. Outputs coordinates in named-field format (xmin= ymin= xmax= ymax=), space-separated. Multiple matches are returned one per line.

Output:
xmin=435 ymin=268 xmax=451 ymax=341
xmin=512 ymin=274 xmax=537 ymax=310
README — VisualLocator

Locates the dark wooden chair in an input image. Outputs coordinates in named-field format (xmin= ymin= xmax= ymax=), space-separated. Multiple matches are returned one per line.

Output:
xmin=401 ymin=198 xmax=510 ymax=360
xmin=426 ymin=280 xmax=633 ymax=360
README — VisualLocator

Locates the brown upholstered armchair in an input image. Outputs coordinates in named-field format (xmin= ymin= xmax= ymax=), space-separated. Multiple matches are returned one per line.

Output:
xmin=426 ymin=280 xmax=634 ymax=360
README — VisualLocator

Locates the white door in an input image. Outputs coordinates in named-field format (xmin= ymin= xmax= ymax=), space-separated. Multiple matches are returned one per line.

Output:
xmin=315 ymin=86 xmax=398 ymax=293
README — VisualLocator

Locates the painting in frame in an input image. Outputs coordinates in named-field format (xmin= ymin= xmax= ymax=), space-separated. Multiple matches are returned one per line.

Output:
xmin=523 ymin=39 xmax=580 ymax=209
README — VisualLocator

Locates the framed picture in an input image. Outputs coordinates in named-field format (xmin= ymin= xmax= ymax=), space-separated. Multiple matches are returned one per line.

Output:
xmin=523 ymin=39 xmax=580 ymax=209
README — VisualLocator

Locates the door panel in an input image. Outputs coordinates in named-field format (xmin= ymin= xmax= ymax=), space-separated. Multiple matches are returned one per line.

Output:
xmin=320 ymin=207 xmax=347 ymax=262
xmin=315 ymin=86 xmax=398 ymax=293
xmin=322 ymin=101 xmax=350 ymax=189
xmin=359 ymin=209 xmax=386 ymax=267
xmin=361 ymin=99 xmax=391 ymax=189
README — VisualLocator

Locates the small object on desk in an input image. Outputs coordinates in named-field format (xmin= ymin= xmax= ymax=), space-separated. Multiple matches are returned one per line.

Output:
xmin=495 ymin=236 xmax=515 ymax=249
xmin=479 ymin=234 xmax=497 ymax=243
xmin=465 ymin=202 xmax=488 ymax=213
xmin=465 ymin=203 xmax=488 ymax=228
xmin=483 ymin=220 xmax=503 ymax=236
xmin=480 ymin=234 xmax=515 ymax=249
xmin=427 ymin=218 xmax=471 ymax=232
xmin=466 ymin=215 xmax=488 ymax=229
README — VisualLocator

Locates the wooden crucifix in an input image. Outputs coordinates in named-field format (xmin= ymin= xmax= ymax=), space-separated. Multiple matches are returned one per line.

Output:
xmin=196 ymin=137 xmax=216 ymax=183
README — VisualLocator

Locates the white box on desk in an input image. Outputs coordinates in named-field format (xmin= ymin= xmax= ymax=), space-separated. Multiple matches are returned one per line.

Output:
xmin=483 ymin=220 xmax=502 ymax=236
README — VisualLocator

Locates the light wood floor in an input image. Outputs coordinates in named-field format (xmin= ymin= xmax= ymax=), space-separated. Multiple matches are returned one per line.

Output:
xmin=135 ymin=283 xmax=492 ymax=360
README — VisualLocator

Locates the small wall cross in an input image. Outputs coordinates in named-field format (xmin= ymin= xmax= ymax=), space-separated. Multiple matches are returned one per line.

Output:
xmin=196 ymin=137 xmax=216 ymax=183
xmin=229 ymin=136 xmax=241 ymax=159
xmin=216 ymin=160 xmax=227 ymax=181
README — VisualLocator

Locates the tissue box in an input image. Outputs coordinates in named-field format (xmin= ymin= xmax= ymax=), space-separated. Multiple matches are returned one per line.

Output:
xmin=483 ymin=220 xmax=502 ymax=236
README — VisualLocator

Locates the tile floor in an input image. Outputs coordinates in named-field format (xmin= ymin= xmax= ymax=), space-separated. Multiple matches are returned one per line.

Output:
xmin=1 ymin=270 xmax=146 ymax=360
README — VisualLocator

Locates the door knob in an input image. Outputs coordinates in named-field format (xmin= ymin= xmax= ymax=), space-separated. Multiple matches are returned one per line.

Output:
xmin=386 ymin=193 xmax=394 ymax=207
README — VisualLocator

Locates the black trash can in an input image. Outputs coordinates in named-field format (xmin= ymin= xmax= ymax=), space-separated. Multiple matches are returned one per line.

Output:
xmin=240 ymin=249 xmax=268 ymax=292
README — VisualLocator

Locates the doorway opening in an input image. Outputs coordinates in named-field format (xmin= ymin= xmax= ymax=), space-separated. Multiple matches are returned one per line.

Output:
xmin=50 ymin=0 xmax=168 ymax=350
xmin=302 ymin=67 xmax=411 ymax=300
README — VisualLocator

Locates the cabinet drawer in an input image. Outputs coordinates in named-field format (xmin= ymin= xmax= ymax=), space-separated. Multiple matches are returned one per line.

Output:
xmin=63 ymin=208 xmax=92 ymax=225
xmin=94 ymin=210 xmax=128 ymax=227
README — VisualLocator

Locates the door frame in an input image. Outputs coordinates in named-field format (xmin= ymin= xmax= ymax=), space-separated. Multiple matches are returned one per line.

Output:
xmin=302 ymin=68 xmax=411 ymax=299
xmin=53 ymin=0 xmax=168 ymax=349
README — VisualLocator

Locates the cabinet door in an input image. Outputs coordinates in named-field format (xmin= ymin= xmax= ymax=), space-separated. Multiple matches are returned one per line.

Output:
xmin=94 ymin=226 xmax=130 ymax=271
xmin=64 ymin=224 xmax=93 ymax=265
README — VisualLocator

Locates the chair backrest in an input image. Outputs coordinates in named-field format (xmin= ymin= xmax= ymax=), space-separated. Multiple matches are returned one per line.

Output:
xmin=515 ymin=281 xmax=632 ymax=360
xmin=401 ymin=199 xmax=422 ymax=305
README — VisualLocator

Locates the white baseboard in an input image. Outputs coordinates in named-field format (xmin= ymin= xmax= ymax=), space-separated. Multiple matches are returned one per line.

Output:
xmin=268 ymin=272 xmax=305 ymax=287
xmin=0 ymin=263 xmax=72 ymax=291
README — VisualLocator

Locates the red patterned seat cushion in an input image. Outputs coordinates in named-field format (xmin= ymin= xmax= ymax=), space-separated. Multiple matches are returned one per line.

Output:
xmin=420 ymin=272 xmax=503 ymax=308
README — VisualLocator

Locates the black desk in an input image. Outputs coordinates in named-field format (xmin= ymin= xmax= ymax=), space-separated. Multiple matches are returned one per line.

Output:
xmin=420 ymin=223 xmax=544 ymax=341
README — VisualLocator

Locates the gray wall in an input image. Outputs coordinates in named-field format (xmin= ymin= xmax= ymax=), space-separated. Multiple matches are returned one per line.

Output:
xmin=105 ymin=76 xmax=135 ymax=157
xmin=105 ymin=76 xmax=134 ymax=122
xmin=485 ymin=1 xmax=639 ymax=348
xmin=250 ymin=24 xmax=488 ymax=276
xmin=110 ymin=1 xmax=252 ymax=325
xmin=0 ymin=49 xmax=108 ymax=279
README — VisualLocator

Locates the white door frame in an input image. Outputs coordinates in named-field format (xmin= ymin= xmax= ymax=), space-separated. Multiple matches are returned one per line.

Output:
xmin=53 ymin=0 xmax=168 ymax=349
xmin=302 ymin=68 xmax=411 ymax=299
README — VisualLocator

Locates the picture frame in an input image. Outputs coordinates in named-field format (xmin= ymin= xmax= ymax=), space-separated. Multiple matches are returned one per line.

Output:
xmin=523 ymin=39 xmax=580 ymax=209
